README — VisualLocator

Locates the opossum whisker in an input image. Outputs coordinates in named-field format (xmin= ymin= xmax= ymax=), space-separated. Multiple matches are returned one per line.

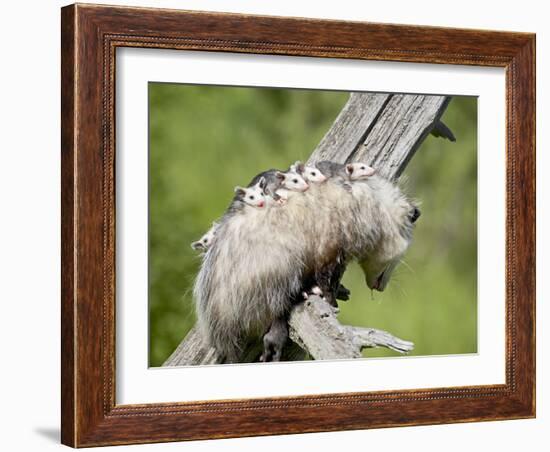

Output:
xmin=180 ymin=286 xmax=194 ymax=302
xmin=399 ymin=258 xmax=415 ymax=275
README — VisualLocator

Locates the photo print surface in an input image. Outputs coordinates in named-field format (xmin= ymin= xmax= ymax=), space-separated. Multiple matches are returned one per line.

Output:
xmin=148 ymin=83 xmax=477 ymax=367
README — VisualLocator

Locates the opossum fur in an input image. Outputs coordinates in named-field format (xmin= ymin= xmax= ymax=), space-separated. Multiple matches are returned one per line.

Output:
xmin=346 ymin=176 xmax=419 ymax=290
xmin=194 ymin=171 xmax=419 ymax=362
xmin=194 ymin=195 xmax=309 ymax=362
xmin=248 ymin=168 xmax=308 ymax=201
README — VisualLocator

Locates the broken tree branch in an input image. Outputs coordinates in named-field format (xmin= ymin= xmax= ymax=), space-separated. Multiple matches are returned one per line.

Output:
xmin=288 ymin=296 xmax=414 ymax=360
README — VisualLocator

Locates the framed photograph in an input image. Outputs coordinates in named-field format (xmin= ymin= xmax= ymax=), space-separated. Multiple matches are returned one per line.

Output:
xmin=61 ymin=3 xmax=535 ymax=447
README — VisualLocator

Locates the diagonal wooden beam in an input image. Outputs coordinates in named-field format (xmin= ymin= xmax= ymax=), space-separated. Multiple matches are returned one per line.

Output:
xmin=350 ymin=94 xmax=451 ymax=179
xmin=307 ymin=93 xmax=390 ymax=164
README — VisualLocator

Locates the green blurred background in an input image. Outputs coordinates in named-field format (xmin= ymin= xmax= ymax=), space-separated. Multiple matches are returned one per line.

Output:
xmin=148 ymin=83 xmax=477 ymax=367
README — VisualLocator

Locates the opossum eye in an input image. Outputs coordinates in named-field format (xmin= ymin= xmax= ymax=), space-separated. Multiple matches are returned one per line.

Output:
xmin=249 ymin=195 xmax=254 ymax=200
xmin=361 ymin=166 xmax=365 ymax=170
xmin=409 ymin=207 xmax=421 ymax=223
xmin=293 ymin=179 xmax=298 ymax=183
xmin=311 ymin=172 xmax=317 ymax=176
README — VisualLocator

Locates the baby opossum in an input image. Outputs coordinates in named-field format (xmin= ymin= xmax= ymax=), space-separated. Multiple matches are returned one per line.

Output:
xmin=248 ymin=168 xmax=309 ymax=203
xmin=191 ymin=168 xmax=309 ymax=253
xmin=274 ymin=169 xmax=309 ymax=202
xmin=315 ymin=160 xmax=376 ymax=191
xmin=191 ymin=221 xmax=219 ymax=252
xmin=290 ymin=161 xmax=328 ymax=184
xmin=194 ymin=164 xmax=419 ymax=363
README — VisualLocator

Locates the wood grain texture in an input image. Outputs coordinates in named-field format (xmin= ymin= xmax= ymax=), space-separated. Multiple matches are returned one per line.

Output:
xmin=60 ymin=5 xmax=76 ymax=446
xmin=164 ymin=326 xmax=219 ymax=366
xmin=307 ymin=93 xmax=390 ymax=164
xmin=351 ymin=95 xmax=451 ymax=179
xmin=288 ymin=297 xmax=414 ymax=358
xmin=61 ymin=3 xmax=536 ymax=447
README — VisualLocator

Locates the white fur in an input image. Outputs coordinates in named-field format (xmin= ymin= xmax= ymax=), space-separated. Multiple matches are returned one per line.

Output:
xmin=194 ymin=198 xmax=307 ymax=361
xmin=274 ymin=170 xmax=309 ymax=202
xmin=302 ymin=165 xmax=328 ymax=183
xmin=279 ymin=170 xmax=309 ymax=192
xmin=191 ymin=222 xmax=219 ymax=252
xmin=235 ymin=182 xmax=267 ymax=208
xmin=346 ymin=162 xmax=376 ymax=179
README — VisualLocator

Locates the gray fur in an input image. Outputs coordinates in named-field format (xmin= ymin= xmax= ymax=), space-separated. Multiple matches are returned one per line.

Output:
xmin=315 ymin=160 xmax=375 ymax=185
xmin=248 ymin=169 xmax=283 ymax=199
xmin=194 ymin=198 xmax=308 ymax=362
xmin=260 ymin=316 xmax=288 ymax=362
xmin=315 ymin=160 xmax=347 ymax=178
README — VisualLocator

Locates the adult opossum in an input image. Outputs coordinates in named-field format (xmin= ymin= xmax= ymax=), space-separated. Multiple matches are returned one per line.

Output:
xmin=194 ymin=166 xmax=420 ymax=363
xmin=295 ymin=160 xmax=418 ymax=292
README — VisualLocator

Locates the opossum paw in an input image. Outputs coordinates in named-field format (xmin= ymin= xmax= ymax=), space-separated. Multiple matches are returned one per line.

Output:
xmin=260 ymin=320 xmax=288 ymax=362
xmin=260 ymin=340 xmax=284 ymax=362
xmin=336 ymin=284 xmax=351 ymax=301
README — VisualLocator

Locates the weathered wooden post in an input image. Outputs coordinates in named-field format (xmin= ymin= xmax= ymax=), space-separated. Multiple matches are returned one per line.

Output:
xmin=164 ymin=92 xmax=454 ymax=366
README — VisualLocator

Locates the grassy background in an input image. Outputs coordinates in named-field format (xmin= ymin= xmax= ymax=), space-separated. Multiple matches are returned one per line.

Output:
xmin=148 ymin=83 xmax=477 ymax=366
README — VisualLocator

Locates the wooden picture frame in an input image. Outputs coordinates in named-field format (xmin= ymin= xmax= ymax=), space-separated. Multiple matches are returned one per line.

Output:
xmin=61 ymin=3 xmax=535 ymax=447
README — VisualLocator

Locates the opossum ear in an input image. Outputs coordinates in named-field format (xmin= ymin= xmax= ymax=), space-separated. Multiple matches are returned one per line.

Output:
xmin=345 ymin=164 xmax=354 ymax=175
xmin=234 ymin=186 xmax=246 ymax=197
xmin=258 ymin=176 xmax=267 ymax=190
xmin=409 ymin=206 xmax=421 ymax=223
xmin=275 ymin=171 xmax=286 ymax=181
xmin=293 ymin=161 xmax=305 ymax=174
xmin=191 ymin=241 xmax=205 ymax=251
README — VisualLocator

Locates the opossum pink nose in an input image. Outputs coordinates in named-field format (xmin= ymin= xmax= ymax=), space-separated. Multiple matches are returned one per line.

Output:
xmin=258 ymin=201 xmax=265 ymax=208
